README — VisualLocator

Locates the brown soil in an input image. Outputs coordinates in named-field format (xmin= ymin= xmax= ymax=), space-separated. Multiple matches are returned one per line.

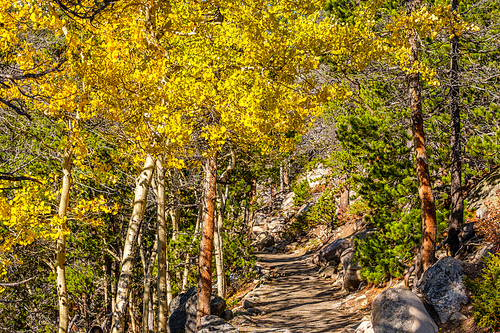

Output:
xmin=231 ymin=251 xmax=370 ymax=333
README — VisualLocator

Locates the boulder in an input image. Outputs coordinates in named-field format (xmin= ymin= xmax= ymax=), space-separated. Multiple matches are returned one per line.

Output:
xmin=341 ymin=248 xmax=362 ymax=292
xmin=167 ymin=287 xmax=227 ymax=333
xmin=210 ymin=296 xmax=227 ymax=318
xmin=199 ymin=315 xmax=238 ymax=333
xmin=417 ymin=257 xmax=469 ymax=323
xmin=266 ymin=217 xmax=286 ymax=234
xmin=243 ymin=299 xmax=256 ymax=309
xmin=168 ymin=287 xmax=198 ymax=333
xmin=312 ymin=238 xmax=350 ymax=266
xmin=318 ymin=265 xmax=337 ymax=279
xmin=253 ymin=234 xmax=275 ymax=250
xmin=222 ymin=309 xmax=234 ymax=321
xmin=371 ymin=288 xmax=438 ymax=333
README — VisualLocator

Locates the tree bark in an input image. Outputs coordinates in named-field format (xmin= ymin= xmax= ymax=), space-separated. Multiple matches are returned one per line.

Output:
xmin=57 ymin=149 xmax=72 ymax=333
xmin=111 ymin=155 xmax=155 ymax=333
xmin=156 ymin=156 xmax=168 ymax=333
xmin=448 ymin=0 xmax=463 ymax=257
xmin=196 ymin=152 xmax=218 ymax=328
xmin=406 ymin=0 xmax=437 ymax=281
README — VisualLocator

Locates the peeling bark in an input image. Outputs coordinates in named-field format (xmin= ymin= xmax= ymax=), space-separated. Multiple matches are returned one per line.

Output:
xmin=406 ymin=0 xmax=437 ymax=280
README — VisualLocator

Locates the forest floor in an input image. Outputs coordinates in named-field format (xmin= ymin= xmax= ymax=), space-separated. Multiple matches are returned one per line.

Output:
xmin=230 ymin=251 xmax=370 ymax=333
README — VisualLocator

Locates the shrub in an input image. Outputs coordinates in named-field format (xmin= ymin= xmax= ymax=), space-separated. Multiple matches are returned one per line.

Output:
xmin=308 ymin=188 xmax=339 ymax=228
xmin=292 ymin=179 xmax=312 ymax=206
xmin=466 ymin=253 xmax=500 ymax=330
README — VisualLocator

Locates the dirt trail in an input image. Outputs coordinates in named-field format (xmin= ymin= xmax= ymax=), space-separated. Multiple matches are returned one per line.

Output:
xmin=232 ymin=252 xmax=369 ymax=333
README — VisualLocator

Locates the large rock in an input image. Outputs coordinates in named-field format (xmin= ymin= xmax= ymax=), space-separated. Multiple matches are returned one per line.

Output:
xmin=355 ymin=321 xmax=374 ymax=333
xmin=341 ymin=248 xmax=362 ymax=291
xmin=371 ymin=288 xmax=438 ymax=333
xmin=167 ymin=287 xmax=227 ymax=333
xmin=198 ymin=315 xmax=238 ymax=333
xmin=417 ymin=257 xmax=469 ymax=323
xmin=253 ymin=233 xmax=275 ymax=250
xmin=312 ymin=238 xmax=350 ymax=266
xmin=466 ymin=168 xmax=500 ymax=219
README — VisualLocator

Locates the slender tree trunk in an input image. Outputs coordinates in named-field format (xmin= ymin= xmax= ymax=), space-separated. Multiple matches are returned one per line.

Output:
xmin=142 ymin=237 xmax=158 ymax=333
xmin=182 ymin=204 xmax=202 ymax=291
xmin=406 ymin=0 xmax=437 ymax=280
xmin=156 ymin=157 xmax=168 ymax=333
xmin=57 ymin=149 xmax=72 ymax=333
xmin=448 ymin=0 xmax=463 ymax=257
xmin=214 ymin=185 xmax=228 ymax=298
xmin=129 ymin=289 xmax=137 ymax=333
xmin=196 ymin=152 xmax=218 ymax=328
xmin=339 ymin=174 xmax=349 ymax=213
xmin=111 ymin=155 xmax=156 ymax=333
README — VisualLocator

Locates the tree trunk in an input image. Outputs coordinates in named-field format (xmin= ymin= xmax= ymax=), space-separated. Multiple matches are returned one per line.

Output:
xmin=129 ymin=289 xmax=137 ymax=333
xmin=57 ymin=149 xmax=72 ymax=333
xmin=214 ymin=184 xmax=228 ymax=298
xmin=406 ymin=0 xmax=437 ymax=281
xmin=448 ymin=0 xmax=463 ymax=257
xmin=111 ymin=155 xmax=156 ymax=333
xmin=182 ymin=204 xmax=202 ymax=291
xmin=156 ymin=156 xmax=168 ymax=333
xmin=142 ymin=236 xmax=157 ymax=333
xmin=339 ymin=174 xmax=349 ymax=213
xmin=196 ymin=152 xmax=218 ymax=328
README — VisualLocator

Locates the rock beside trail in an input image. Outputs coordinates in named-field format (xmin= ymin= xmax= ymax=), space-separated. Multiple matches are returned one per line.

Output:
xmin=341 ymin=248 xmax=362 ymax=291
xmin=371 ymin=288 xmax=438 ymax=333
xmin=253 ymin=233 xmax=275 ymax=250
xmin=167 ymin=287 xmax=227 ymax=333
xmin=312 ymin=238 xmax=350 ymax=266
xmin=199 ymin=315 xmax=238 ymax=333
xmin=417 ymin=257 xmax=468 ymax=324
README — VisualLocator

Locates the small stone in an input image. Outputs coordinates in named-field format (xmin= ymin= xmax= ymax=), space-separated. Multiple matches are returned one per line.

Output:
xmin=243 ymin=299 xmax=255 ymax=309
xmin=449 ymin=312 xmax=467 ymax=323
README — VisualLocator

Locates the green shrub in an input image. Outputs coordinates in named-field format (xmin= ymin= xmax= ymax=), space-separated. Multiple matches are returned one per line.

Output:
xmin=292 ymin=179 xmax=312 ymax=206
xmin=466 ymin=253 xmax=500 ymax=330
xmin=308 ymin=188 xmax=339 ymax=228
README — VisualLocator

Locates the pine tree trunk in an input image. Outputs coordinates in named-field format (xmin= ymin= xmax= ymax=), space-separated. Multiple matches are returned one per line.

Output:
xmin=57 ymin=149 xmax=72 ymax=333
xmin=448 ymin=0 xmax=463 ymax=257
xmin=196 ymin=152 xmax=218 ymax=328
xmin=156 ymin=156 xmax=168 ymax=333
xmin=406 ymin=0 xmax=437 ymax=280
xmin=111 ymin=155 xmax=155 ymax=333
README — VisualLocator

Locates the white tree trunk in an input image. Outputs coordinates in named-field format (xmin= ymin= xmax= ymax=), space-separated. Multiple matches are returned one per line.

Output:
xmin=111 ymin=155 xmax=155 ymax=333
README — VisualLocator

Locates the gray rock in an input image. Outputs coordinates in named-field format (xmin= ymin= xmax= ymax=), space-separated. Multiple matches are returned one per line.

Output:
xmin=222 ymin=309 xmax=234 ymax=321
xmin=167 ymin=288 xmax=227 ymax=333
xmin=168 ymin=287 xmax=198 ymax=333
xmin=199 ymin=315 xmax=238 ymax=333
xmin=319 ymin=265 xmax=337 ymax=279
xmin=417 ymin=257 xmax=469 ymax=323
xmin=210 ymin=296 xmax=227 ymax=318
xmin=341 ymin=248 xmax=362 ymax=291
xmin=243 ymin=299 xmax=255 ymax=309
xmin=372 ymin=288 xmax=438 ymax=333
xmin=247 ymin=307 xmax=262 ymax=315
xmin=312 ymin=238 xmax=350 ymax=266
xmin=254 ymin=234 xmax=275 ymax=250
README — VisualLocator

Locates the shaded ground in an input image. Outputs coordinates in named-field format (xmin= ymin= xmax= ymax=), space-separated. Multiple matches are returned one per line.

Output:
xmin=231 ymin=252 xmax=369 ymax=333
